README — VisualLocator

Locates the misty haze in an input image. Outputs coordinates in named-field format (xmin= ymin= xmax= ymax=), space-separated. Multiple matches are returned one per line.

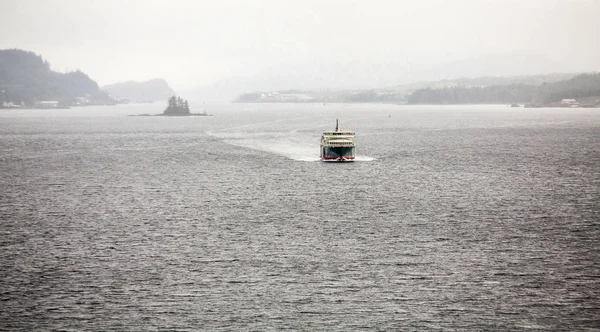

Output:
xmin=1 ymin=0 xmax=599 ymax=330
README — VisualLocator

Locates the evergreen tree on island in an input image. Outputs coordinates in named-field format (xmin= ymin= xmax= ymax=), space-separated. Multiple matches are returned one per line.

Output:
xmin=163 ymin=95 xmax=190 ymax=115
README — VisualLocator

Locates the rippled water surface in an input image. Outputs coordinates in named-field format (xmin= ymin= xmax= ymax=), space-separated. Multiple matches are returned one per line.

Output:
xmin=1 ymin=104 xmax=599 ymax=331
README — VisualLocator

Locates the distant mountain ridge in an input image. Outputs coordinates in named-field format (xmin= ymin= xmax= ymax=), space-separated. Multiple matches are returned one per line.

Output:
xmin=102 ymin=79 xmax=175 ymax=102
xmin=192 ymin=53 xmax=580 ymax=102
xmin=233 ymin=73 xmax=583 ymax=103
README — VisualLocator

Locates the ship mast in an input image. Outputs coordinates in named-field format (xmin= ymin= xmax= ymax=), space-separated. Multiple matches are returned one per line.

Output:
xmin=335 ymin=119 xmax=339 ymax=132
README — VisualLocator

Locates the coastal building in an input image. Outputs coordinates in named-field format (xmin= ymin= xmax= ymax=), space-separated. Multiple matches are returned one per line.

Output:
xmin=36 ymin=101 xmax=59 ymax=109
xmin=560 ymin=99 xmax=579 ymax=107
xmin=2 ymin=101 xmax=24 ymax=108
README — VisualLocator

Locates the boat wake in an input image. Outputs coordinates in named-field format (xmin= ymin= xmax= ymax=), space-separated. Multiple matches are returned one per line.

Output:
xmin=206 ymin=130 xmax=321 ymax=161
xmin=355 ymin=156 xmax=376 ymax=162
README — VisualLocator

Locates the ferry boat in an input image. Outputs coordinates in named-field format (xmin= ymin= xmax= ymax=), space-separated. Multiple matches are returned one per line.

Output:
xmin=320 ymin=119 xmax=355 ymax=161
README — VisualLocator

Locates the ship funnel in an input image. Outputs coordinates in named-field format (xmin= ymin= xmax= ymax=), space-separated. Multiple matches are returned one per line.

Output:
xmin=335 ymin=119 xmax=339 ymax=132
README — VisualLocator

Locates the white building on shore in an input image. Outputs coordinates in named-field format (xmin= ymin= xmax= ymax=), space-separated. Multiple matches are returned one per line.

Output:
xmin=36 ymin=101 xmax=59 ymax=109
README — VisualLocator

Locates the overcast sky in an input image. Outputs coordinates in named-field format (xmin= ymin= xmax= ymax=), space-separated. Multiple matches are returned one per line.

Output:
xmin=1 ymin=0 xmax=599 ymax=91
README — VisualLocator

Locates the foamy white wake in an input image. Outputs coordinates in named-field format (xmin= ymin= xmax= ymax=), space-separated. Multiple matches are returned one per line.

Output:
xmin=207 ymin=127 xmax=375 ymax=162
xmin=355 ymin=156 xmax=376 ymax=162
xmin=230 ymin=136 xmax=321 ymax=161
xmin=206 ymin=130 xmax=318 ymax=161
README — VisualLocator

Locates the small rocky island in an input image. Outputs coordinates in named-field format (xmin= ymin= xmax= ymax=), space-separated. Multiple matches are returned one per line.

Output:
xmin=130 ymin=95 xmax=209 ymax=116
xmin=163 ymin=96 xmax=191 ymax=115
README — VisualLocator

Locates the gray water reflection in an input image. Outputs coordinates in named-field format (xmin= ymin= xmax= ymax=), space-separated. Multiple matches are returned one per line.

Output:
xmin=1 ymin=104 xmax=599 ymax=330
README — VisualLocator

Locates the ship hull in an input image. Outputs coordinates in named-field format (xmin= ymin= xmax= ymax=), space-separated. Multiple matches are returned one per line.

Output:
xmin=320 ymin=146 xmax=355 ymax=161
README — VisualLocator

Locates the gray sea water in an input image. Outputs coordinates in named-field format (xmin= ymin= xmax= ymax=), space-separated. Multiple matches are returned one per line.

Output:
xmin=1 ymin=103 xmax=599 ymax=331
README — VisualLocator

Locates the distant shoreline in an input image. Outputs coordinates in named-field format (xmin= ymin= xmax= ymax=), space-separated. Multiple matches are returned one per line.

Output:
xmin=231 ymin=101 xmax=600 ymax=108
xmin=128 ymin=113 xmax=210 ymax=117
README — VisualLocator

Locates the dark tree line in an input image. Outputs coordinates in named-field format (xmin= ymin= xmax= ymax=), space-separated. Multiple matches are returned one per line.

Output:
xmin=407 ymin=84 xmax=535 ymax=104
xmin=407 ymin=73 xmax=600 ymax=105
xmin=532 ymin=73 xmax=600 ymax=104
xmin=164 ymin=95 xmax=190 ymax=115
xmin=341 ymin=90 xmax=405 ymax=103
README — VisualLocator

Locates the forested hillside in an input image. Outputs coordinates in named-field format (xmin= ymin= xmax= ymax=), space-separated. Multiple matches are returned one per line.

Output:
xmin=407 ymin=84 xmax=536 ymax=104
xmin=0 ymin=49 xmax=112 ymax=106
xmin=406 ymin=73 xmax=600 ymax=105
xmin=532 ymin=73 xmax=600 ymax=104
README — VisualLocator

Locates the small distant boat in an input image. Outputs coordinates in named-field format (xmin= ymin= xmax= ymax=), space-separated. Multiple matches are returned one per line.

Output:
xmin=510 ymin=103 xmax=520 ymax=107
xmin=320 ymin=119 xmax=355 ymax=162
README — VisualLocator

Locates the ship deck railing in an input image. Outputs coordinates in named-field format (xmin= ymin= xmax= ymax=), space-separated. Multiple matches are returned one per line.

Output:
xmin=322 ymin=132 xmax=355 ymax=136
